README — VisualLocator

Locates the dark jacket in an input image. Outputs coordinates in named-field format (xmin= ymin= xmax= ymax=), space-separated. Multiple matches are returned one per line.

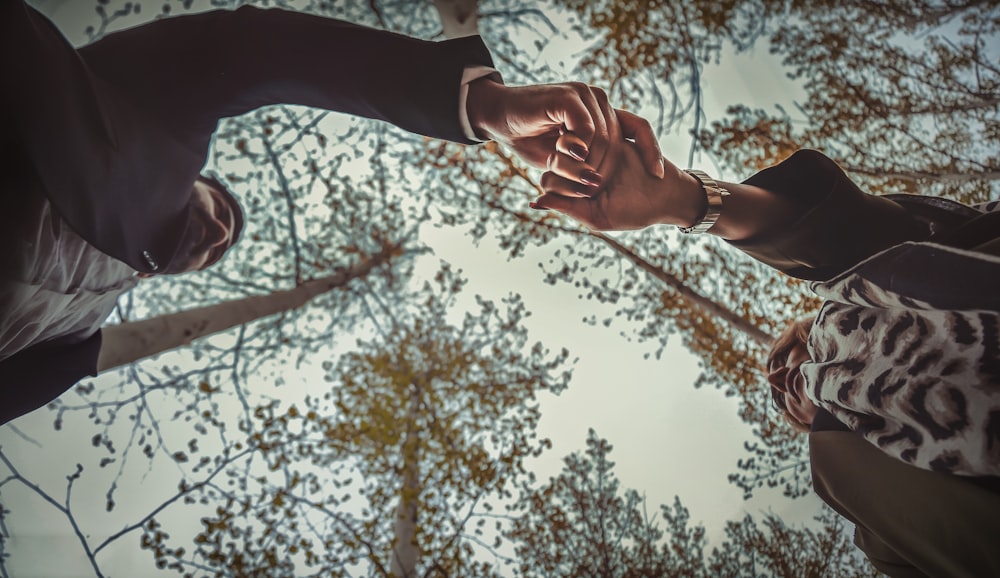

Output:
xmin=0 ymin=2 xmax=494 ymax=424
xmin=732 ymin=150 xmax=1000 ymax=577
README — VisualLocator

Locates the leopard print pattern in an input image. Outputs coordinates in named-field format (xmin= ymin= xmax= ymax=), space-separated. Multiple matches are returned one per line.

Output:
xmin=803 ymin=202 xmax=1000 ymax=476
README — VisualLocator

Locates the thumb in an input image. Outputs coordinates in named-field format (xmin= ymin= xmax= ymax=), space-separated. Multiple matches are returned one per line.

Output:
xmin=617 ymin=109 xmax=664 ymax=179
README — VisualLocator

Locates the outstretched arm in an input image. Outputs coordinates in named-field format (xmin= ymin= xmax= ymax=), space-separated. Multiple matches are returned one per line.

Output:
xmin=534 ymin=106 xmax=931 ymax=280
xmin=532 ymin=111 xmax=800 ymax=241
xmin=78 ymin=6 xmax=496 ymax=147
xmin=80 ymin=7 xmax=663 ymax=187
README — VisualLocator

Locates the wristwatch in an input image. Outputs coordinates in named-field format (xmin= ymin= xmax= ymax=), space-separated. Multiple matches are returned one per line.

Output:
xmin=678 ymin=169 xmax=729 ymax=234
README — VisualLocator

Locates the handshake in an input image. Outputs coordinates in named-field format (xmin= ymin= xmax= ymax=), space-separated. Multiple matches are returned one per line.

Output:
xmin=464 ymin=78 xmax=724 ymax=238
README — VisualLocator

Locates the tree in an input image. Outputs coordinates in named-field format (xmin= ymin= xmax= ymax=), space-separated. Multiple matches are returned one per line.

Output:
xmin=97 ymin=244 xmax=402 ymax=371
xmin=509 ymin=430 xmax=878 ymax=578
xmin=707 ymin=509 xmax=880 ymax=578
xmin=3 ymin=4 xmax=452 ymax=576
xmin=507 ymin=429 xmax=702 ymax=577
xmin=8 ymin=0 xmax=988 ymax=574
xmin=129 ymin=264 xmax=571 ymax=577
xmin=700 ymin=1 xmax=999 ymax=204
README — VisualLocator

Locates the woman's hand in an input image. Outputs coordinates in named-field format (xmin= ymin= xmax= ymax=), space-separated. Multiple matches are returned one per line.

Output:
xmin=532 ymin=102 xmax=704 ymax=231
xmin=533 ymin=92 xmax=802 ymax=242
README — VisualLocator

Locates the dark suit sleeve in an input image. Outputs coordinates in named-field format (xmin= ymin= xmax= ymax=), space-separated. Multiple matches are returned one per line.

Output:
xmin=2 ymin=0 xmax=205 ymax=272
xmin=727 ymin=150 xmax=930 ymax=281
xmin=0 ymin=332 xmax=102 ymax=426
xmin=78 ymin=6 xmax=495 ymax=149
xmin=3 ymin=2 xmax=496 ymax=272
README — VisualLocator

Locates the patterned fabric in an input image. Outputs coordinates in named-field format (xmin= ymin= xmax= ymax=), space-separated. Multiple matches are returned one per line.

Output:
xmin=802 ymin=202 xmax=1000 ymax=476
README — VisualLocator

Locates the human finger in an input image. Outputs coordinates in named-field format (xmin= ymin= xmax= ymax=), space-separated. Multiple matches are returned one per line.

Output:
xmin=555 ymin=131 xmax=591 ymax=164
xmin=548 ymin=83 xmax=609 ymax=165
xmin=547 ymin=135 xmax=603 ymax=189
xmin=617 ymin=109 xmax=664 ymax=179
xmin=540 ymin=169 xmax=596 ymax=199
xmin=577 ymin=85 xmax=611 ymax=172
xmin=581 ymin=88 xmax=624 ymax=182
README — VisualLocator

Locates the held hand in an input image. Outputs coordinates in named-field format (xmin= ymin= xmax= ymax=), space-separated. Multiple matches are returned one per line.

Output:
xmin=466 ymin=79 xmax=664 ymax=180
xmin=536 ymin=136 xmax=699 ymax=230
xmin=533 ymin=106 xmax=703 ymax=231
xmin=536 ymin=106 xmax=800 ymax=240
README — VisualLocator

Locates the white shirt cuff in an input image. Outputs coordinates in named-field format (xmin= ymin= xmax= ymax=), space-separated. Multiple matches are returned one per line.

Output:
xmin=459 ymin=65 xmax=502 ymax=142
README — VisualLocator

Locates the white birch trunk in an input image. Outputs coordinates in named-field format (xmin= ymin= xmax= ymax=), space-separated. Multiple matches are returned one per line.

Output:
xmin=389 ymin=388 xmax=421 ymax=578
xmin=97 ymin=248 xmax=397 ymax=371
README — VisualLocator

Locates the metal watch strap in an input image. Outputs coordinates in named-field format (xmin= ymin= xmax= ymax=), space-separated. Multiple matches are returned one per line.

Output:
xmin=678 ymin=169 xmax=729 ymax=234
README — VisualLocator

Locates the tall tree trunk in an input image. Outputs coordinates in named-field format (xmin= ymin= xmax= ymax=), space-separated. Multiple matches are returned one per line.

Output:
xmin=97 ymin=246 xmax=399 ymax=371
xmin=432 ymin=0 xmax=478 ymax=39
xmin=390 ymin=388 xmax=422 ymax=578
xmin=591 ymin=232 xmax=775 ymax=346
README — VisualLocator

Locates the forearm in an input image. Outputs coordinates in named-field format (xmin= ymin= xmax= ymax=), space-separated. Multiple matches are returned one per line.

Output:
xmin=601 ymin=148 xmax=929 ymax=280
xmin=726 ymin=150 xmax=930 ymax=280
xmin=650 ymin=166 xmax=801 ymax=242
xmin=79 ymin=6 xmax=494 ymax=145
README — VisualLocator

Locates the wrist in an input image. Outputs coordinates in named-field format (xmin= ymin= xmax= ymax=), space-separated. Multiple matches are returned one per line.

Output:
xmin=466 ymin=77 xmax=505 ymax=141
xmin=653 ymin=163 xmax=706 ymax=228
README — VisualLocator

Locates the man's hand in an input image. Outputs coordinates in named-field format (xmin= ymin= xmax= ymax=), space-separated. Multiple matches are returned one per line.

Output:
xmin=466 ymin=79 xmax=664 ymax=183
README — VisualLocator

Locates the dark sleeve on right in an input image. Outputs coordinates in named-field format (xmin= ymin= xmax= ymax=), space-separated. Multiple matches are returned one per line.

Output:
xmin=727 ymin=150 xmax=930 ymax=281
xmin=0 ymin=332 xmax=101 ymax=425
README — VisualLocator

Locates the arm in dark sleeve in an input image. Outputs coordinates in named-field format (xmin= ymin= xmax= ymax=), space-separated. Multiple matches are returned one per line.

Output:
xmin=0 ymin=332 xmax=102 ymax=426
xmin=78 ymin=6 xmax=496 ymax=148
xmin=727 ymin=150 xmax=930 ymax=281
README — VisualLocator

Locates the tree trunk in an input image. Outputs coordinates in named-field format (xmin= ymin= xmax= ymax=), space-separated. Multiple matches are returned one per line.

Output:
xmin=97 ymin=246 xmax=399 ymax=371
xmin=389 ymin=388 xmax=421 ymax=578
xmin=591 ymin=232 xmax=775 ymax=347
xmin=432 ymin=0 xmax=478 ymax=39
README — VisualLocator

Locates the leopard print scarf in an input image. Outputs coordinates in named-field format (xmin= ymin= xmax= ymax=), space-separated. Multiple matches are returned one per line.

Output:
xmin=802 ymin=203 xmax=1000 ymax=476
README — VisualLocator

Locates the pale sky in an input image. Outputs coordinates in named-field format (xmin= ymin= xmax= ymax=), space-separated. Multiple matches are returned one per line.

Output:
xmin=1 ymin=2 xmax=828 ymax=577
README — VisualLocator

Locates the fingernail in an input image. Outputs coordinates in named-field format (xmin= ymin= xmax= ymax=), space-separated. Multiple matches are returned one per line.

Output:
xmin=581 ymin=170 xmax=602 ymax=187
xmin=568 ymin=144 xmax=588 ymax=162
xmin=529 ymin=202 xmax=550 ymax=211
xmin=656 ymin=158 xmax=666 ymax=179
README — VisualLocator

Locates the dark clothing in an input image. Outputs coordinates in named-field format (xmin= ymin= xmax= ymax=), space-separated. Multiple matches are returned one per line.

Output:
xmin=4 ymin=2 xmax=491 ymax=274
xmin=735 ymin=150 xmax=1000 ymax=577
xmin=732 ymin=149 xmax=1000 ymax=279
xmin=810 ymin=428 xmax=1000 ymax=578
xmin=731 ymin=150 xmax=932 ymax=281
xmin=0 ymin=3 xmax=493 ymax=424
